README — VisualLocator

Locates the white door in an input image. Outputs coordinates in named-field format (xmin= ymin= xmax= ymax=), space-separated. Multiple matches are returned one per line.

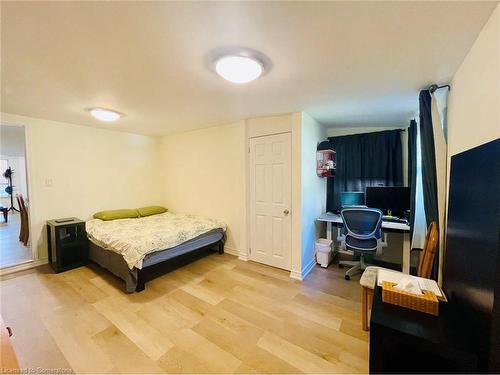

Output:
xmin=249 ymin=133 xmax=292 ymax=270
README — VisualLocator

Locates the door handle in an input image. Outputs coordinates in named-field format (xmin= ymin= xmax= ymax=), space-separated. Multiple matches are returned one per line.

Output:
xmin=283 ymin=209 xmax=290 ymax=215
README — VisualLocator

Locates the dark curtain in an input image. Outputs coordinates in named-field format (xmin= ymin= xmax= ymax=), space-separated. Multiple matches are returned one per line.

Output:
xmin=408 ymin=119 xmax=417 ymax=243
xmin=326 ymin=129 xmax=403 ymax=212
xmin=419 ymin=90 xmax=439 ymax=280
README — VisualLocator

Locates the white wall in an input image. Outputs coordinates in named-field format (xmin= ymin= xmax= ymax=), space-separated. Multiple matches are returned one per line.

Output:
xmin=300 ymin=113 xmax=326 ymax=276
xmin=159 ymin=121 xmax=247 ymax=255
xmin=443 ymin=3 xmax=499 ymax=280
xmin=447 ymin=3 xmax=500 ymax=158
xmin=0 ymin=112 xmax=163 ymax=260
xmin=0 ymin=124 xmax=26 ymax=157
xmin=326 ymin=126 xmax=407 ymax=138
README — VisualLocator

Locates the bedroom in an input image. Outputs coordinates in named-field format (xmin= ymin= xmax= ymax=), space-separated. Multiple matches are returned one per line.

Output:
xmin=1 ymin=1 xmax=499 ymax=374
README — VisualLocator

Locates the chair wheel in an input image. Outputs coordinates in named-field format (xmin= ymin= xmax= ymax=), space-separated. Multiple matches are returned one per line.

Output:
xmin=345 ymin=275 xmax=350 ymax=280
xmin=338 ymin=264 xmax=344 ymax=269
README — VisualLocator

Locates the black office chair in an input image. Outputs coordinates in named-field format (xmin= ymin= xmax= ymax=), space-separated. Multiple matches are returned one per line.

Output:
xmin=339 ymin=208 xmax=383 ymax=280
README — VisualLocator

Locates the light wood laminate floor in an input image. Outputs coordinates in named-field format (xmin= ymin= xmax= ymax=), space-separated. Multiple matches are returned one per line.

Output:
xmin=0 ymin=213 xmax=31 ymax=268
xmin=0 ymin=253 xmax=368 ymax=373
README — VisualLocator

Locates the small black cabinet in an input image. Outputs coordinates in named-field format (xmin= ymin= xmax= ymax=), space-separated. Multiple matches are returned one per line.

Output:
xmin=47 ymin=218 xmax=88 ymax=273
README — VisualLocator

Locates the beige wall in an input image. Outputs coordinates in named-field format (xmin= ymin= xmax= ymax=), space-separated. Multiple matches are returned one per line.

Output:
xmin=0 ymin=110 xmax=320 ymax=280
xmin=0 ymin=112 xmax=163 ymax=260
xmin=159 ymin=121 xmax=247 ymax=255
xmin=447 ymin=3 xmax=500 ymax=158
xmin=159 ymin=113 xmax=314 ymax=279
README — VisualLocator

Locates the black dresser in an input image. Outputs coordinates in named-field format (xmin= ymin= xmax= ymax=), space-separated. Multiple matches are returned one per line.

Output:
xmin=369 ymin=286 xmax=478 ymax=373
xmin=47 ymin=218 xmax=88 ymax=273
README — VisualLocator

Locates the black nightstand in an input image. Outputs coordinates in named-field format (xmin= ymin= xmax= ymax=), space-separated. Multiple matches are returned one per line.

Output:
xmin=47 ymin=218 xmax=88 ymax=273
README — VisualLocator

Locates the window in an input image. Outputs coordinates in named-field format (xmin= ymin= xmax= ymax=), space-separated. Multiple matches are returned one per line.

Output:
xmin=326 ymin=130 xmax=404 ymax=212
xmin=412 ymin=123 xmax=427 ymax=249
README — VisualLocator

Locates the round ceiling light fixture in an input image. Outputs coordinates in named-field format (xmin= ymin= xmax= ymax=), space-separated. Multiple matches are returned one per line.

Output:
xmin=214 ymin=54 xmax=265 ymax=84
xmin=87 ymin=107 xmax=124 ymax=122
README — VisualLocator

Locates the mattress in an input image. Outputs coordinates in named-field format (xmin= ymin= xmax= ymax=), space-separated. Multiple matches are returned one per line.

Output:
xmin=142 ymin=228 xmax=224 ymax=267
xmin=86 ymin=212 xmax=226 ymax=269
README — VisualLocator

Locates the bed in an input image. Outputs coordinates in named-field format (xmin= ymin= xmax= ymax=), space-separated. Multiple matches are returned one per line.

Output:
xmin=86 ymin=212 xmax=226 ymax=292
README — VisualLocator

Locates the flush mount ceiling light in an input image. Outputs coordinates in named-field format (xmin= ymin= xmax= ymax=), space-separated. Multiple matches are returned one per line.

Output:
xmin=214 ymin=54 xmax=265 ymax=84
xmin=87 ymin=107 xmax=124 ymax=122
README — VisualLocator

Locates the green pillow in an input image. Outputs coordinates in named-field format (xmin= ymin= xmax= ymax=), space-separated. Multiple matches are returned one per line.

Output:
xmin=93 ymin=209 xmax=140 ymax=221
xmin=137 ymin=206 xmax=168 ymax=217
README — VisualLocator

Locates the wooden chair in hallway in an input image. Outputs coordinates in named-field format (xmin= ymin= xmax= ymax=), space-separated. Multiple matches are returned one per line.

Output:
xmin=16 ymin=194 xmax=29 ymax=246
xmin=15 ymin=195 xmax=24 ymax=241
xmin=359 ymin=221 xmax=438 ymax=330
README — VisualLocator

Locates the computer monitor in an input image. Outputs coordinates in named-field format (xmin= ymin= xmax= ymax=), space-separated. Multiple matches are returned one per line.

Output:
xmin=340 ymin=192 xmax=365 ymax=207
xmin=365 ymin=186 xmax=410 ymax=214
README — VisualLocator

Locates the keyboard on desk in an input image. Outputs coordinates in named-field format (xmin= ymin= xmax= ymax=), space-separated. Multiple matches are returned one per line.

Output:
xmin=382 ymin=216 xmax=408 ymax=224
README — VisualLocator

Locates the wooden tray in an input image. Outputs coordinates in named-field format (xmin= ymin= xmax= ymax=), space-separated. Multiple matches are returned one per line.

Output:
xmin=382 ymin=281 xmax=439 ymax=316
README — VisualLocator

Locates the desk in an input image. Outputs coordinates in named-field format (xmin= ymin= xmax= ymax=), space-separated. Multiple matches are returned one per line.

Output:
xmin=317 ymin=212 xmax=411 ymax=274
xmin=369 ymin=286 xmax=478 ymax=373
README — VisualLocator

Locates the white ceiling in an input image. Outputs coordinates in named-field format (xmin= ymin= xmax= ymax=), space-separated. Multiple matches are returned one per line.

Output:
xmin=1 ymin=1 xmax=497 ymax=136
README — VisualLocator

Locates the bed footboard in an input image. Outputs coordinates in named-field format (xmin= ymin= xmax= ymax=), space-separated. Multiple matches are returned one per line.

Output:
xmin=135 ymin=238 xmax=225 ymax=292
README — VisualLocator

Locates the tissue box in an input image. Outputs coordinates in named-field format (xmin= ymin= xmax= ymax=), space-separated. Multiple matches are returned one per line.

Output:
xmin=382 ymin=281 xmax=439 ymax=316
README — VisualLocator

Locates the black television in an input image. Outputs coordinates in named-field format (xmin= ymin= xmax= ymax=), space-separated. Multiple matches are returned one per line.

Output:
xmin=443 ymin=138 xmax=500 ymax=372
xmin=365 ymin=186 xmax=410 ymax=215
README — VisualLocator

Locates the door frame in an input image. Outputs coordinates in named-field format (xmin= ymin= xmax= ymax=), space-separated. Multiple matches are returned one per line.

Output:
xmin=0 ymin=121 xmax=37 ymax=272
xmin=244 ymin=114 xmax=303 ymax=279
xmin=245 ymin=129 xmax=293 ymax=264
xmin=247 ymin=132 xmax=292 ymax=270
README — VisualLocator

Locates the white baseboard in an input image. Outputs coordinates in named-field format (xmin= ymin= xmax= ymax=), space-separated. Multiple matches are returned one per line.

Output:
xmin=301 ymin=258 xmax=317 ymax=279
xmin=223 ymin=246 xmax=238 ymax=256
xmin=289 ymin=269 xmax=303 ymax=280
xmin=0 ymin=258 xmax=48 ymax=276
xmin=224 ymin=246 xmax=249 ymax=262
xmin=238 ymin=253 xmax=249 ymax=261
xmin=224 ymin=246 xmax=249 ymax=261
xmin=289 ymin=258 xmax=317 ymax=281
xmin=224 ymin=246 xmax=241 ymax=256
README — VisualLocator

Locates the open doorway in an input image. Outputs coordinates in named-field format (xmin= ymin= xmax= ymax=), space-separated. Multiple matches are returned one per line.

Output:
xmin=0 ymin=124 xmax=31 ymax=268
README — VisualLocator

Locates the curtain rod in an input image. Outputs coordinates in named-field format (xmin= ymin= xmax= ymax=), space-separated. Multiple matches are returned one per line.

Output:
xmin=429 ymin=84 xmax=450 ymax=93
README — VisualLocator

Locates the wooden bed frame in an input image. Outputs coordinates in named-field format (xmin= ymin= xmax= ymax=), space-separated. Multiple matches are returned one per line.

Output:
xmin=88 ymin=235 xmax=225 ymax=293
xmin=135 ymin=239 xmax=225 ymax=292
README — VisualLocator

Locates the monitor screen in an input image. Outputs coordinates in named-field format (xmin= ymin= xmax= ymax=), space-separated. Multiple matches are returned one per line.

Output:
xmin=340 ymin=192 xmax=365 ymax=207
xmin=365 ymin=186 xmax=410 ymax=212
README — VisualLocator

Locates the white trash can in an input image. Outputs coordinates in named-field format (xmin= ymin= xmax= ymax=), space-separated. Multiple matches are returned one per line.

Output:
xmin=315 ymin=238 xmax=333 ymax=268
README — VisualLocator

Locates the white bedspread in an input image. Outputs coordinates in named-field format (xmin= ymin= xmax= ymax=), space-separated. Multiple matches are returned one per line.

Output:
xmin=86 ymin=212 xmax=226 ymax=269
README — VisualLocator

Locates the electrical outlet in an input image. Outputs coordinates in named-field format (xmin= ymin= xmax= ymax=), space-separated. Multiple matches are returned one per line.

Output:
xmin=45 ymin=178 xmax=53 ymax=187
